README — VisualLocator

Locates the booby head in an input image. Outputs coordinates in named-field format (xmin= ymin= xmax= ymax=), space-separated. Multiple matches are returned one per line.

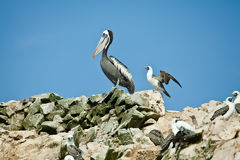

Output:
xmin=232 ymin=91 xmax=239 ymax=97
xmin=226 ymin=97 xmax=233 ymax=102
xmin=67 ymin=135 xmax=74 ymax=144
xmin=92 ymin=30 xmax=113 ymax=59
xmin=144 ymin=66 xmax=152 ymax=71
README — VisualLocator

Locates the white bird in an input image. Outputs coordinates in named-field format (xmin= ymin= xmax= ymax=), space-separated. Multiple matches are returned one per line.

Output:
xmin=232 ymin=91 xmax=240 ymax=117
xmin=144 ymin=66 xmax=182 ymax=98
xmin=222 ymin=97 xmax=235 ymax=120
xmin=67 ymin=135 xmax=83 ymax=160
xmin=210 ymin=97 xmax=235 ymax=121
xmin=171 ymin=118 xmax=195 ymax=136
xmin=64 ymin=155 xmax=75 ymax=160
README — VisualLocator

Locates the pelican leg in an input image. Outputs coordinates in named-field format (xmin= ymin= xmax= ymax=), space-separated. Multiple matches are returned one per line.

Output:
xmin=99 ymin=79 xmax=119 ymax=103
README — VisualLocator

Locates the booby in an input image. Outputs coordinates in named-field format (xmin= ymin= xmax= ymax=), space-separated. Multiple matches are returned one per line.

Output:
xmin=171 ymin=118 xmax=195 ymax=136
xmin=144 ymin=66 xmax=182 ymax=97
xmin=67 ymin=135 xmax=83 ymax=160
xmin=210 ymin=97 xmax=234 ymax=121
xmin=92 ymin=30 xmax=135 ymax=94
xmin=64 ymin=155 xmax=75 ymax=160
xmin=232 ymin=91 xmax=240 ymax=117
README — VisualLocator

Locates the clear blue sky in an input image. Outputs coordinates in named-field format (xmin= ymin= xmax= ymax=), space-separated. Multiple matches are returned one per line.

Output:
xmin=1 ymin=1 xmax=240 ymax=110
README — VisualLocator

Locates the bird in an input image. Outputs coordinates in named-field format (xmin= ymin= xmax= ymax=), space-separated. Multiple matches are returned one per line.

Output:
xmin=210 ymin=97 xmax=235 ymax=121
xmin=144 ymin=66 xmax=182 ymax=97
xmin=66 ymin=135 xmax=83 ymax=160
xmin=171 ymin=118 xmax=195 ymax=136
xmin=64 ymin=155 xmax=75 ymax=160
xmin=91 ymin=30 xmax=135 ymax=94
xmin=232 ymin=91 xmax=240 ymax=117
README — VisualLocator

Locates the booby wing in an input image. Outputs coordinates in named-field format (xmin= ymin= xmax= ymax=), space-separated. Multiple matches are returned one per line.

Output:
xmin=235 ymin=103 xmax=240 ymax=114
xmin=210 ymin=105 xmax=229 ymax=121
xmin=160 ymin=70 xmax=182 ymax=88
xmin=67 ymin=144 xmax=82 ymax=159
xmin=158 ymin=82 xmax=171 ymax=97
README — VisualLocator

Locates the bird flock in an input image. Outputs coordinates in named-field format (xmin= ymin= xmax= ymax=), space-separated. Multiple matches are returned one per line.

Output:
xmin=63 ymin=30 xmax=239 ymax=159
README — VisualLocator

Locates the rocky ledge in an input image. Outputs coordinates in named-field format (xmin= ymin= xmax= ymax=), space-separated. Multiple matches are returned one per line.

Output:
xmin=0 ymin=90 xmax=240 ymax=160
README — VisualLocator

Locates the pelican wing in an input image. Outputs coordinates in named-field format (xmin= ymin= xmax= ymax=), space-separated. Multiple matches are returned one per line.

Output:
xmin=160 ymin=70 xmax=182 ymax=88
xmin=109 ymin=56 xmax=133 ymax=83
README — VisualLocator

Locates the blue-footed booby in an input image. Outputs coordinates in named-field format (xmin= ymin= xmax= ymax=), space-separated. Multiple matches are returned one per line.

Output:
xmin=91 ymin=30 xmax=135 ymax=94
xmin=210 ymin=97 xmax=234 ymax=121
xmin=67 ymin=135 xmax=83 ymax=160
xmin=144 ymin=66 xmax=182 ymax=97
xmin=233 ymin=91 xmax=240 ymax=117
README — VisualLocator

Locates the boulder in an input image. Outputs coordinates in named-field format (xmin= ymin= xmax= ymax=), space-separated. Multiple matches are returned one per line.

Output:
xmin=41 ymin=121 xmax=60 ymax=134
xmin=22 ymin=113 xmax=44 ymax=130
xmin=40 ymin=102 xmax=55 ymax=115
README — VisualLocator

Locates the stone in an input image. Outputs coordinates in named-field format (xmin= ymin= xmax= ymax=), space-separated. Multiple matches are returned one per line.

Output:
xmin=73 ymin=125 xmax=83 ymax=147
xmin=46 ymin=110 xmax=66 ymax=121
xmin=30 ymin=93 xmax=63 ymax=103
xmin=88 ymin=94 xmax=105 ymax=104
xmin=62 ymin=114 xmax=73 ymax=122
xmin=66 ymin=118 xmax=79 ymax=131
xmin=107 ymin=89 xmax=125 ymax=105
xmin=117 ymin=129 xmax=134 ymax=145
xmin=28 ymin=98 xmax=41 ymax=115
xmin=101 ymin=117 xmax=119 ymax=134
xmin=41 ymin=121 xmax=60 ymax=134
xmin=9 ymin=112 xmax=25 ymax=130
xmin=0 ymin=107 xmax=7 ymax=115
xmin=69 ymin=104 xmax=85 ymax=115
xmin=87 ymin=127 xmax=97 ymax=143
xmin=5 ymin=100 xmax=27 ymax=117
xmin=0 ymin=115 xmax=8 ymax=124
xmin=40 ymin=102 xmax=55 ymax=115
xmin=57 ymin=98 xmax=75 ymax=108
xmin=53 ymin=115 xmax=63 ymax=123
xmin=22 ymin=113 xmax=45 ymax=130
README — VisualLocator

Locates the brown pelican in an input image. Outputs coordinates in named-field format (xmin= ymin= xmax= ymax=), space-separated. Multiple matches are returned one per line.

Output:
xmin=92 ymin=30 xmax=135 ymax=94
xmin=144 ymin=66 xmax=182 ymax=97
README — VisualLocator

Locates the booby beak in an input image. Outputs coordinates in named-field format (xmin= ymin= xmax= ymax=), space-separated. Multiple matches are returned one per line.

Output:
xmin=91 ymin=34 xmax=109 ymax=59
xmin=143 ymin=66 xmax=148 ymax=70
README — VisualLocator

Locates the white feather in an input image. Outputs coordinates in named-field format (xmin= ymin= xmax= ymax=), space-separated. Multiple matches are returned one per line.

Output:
xmin=64 ymin=155 xmax=75 ymax=160
xmin=171 ymin=118 xmax=195 ymax=136
xmin=146 ymin=66 xmax=159 ymax=89
xmin=223 ymin=97 xmax=235 ymax=120
xmin=109 ymin=56 xmax=133 ymax=81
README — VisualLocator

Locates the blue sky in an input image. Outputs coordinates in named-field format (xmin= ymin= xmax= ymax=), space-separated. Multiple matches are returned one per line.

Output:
xmin=0 ymin=1 xmax=240 ymax=110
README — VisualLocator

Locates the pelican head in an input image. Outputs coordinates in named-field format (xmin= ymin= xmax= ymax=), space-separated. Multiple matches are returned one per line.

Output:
xmin=226 ymin=97 xmax=233 ymax=102
xmin=232 ymin=91 xmax=239 ymax=97
xmin=92 ymin=30 xmax=113 ymax=59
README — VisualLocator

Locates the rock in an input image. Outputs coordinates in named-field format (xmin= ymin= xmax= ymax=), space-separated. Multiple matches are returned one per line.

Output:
xmin=53 ymin=115 xmax=63 ymax=123
xmin=73 ymin=126 xmax=83 ymax=147
xmin=22 ymin=113 xmax=44 ymax=130
xmin=107 ymin=89 xmax=125 ymax=105
xmin=87 ymin=142 xmax=109 ymax=160
xmin=5 ymin=100 xmax=27 ymax=117
xmin=104 ymin=148 xmax=124 ymax=160
xmin=41 ymin=121 xmax=60 ymax=134
xmin=87 ymin=127 xmax=97 ymax=142
xmin=57 ymin=98 xmax=75 ymax=108
xmin=88 ymin=94 xmax=105 ymax=104
xmin=119 ymin=106 xmax=145 ymax=128
xmin=28 ymin=98 xmax=41 ymax=114
xmin=9 ymin=112 xmax=25 ymax=130
xmin=100 ymin=117 xmax=118 ymax=134
xmin=40 ymin=102 xmax=55 ymax=115
xmin=63 ymin=114 xmax=73 ymax=122
xmin=0 ymin=115 xmax=8 ymax=124
xmin=118 ymin=129 xmax=134 ymax=145
xmin=30 ymin=93 xmax=63 ymax=103
xmin=46 ymin=110 xmax=66 ymax=121
xmin=69 ymin=103 xmax=85 ymax=115
xmin=0 ymin=107 xmax=7 ymax=115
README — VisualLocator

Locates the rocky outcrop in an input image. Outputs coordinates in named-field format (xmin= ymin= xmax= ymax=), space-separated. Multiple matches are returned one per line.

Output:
xmin=0 ymin=90 xmax=240 ymax=160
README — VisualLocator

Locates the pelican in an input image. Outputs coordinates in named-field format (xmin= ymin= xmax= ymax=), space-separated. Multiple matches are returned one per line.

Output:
xmin=91 ymin=30 xmax=135 ymax=94
xmin=66 ymin=135 xmax=83 ymax=160
xmin=144 ymin=66 xmax=182 ymax=97
xmin=232 ymin=91 xmax=240 ymax=117
xmin=210 ymin=97 xmax=235 ymax=121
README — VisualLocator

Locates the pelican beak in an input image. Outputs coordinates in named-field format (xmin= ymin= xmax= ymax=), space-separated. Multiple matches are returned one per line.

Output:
xmin=92 ymin=34 xmax=109 ymax=59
